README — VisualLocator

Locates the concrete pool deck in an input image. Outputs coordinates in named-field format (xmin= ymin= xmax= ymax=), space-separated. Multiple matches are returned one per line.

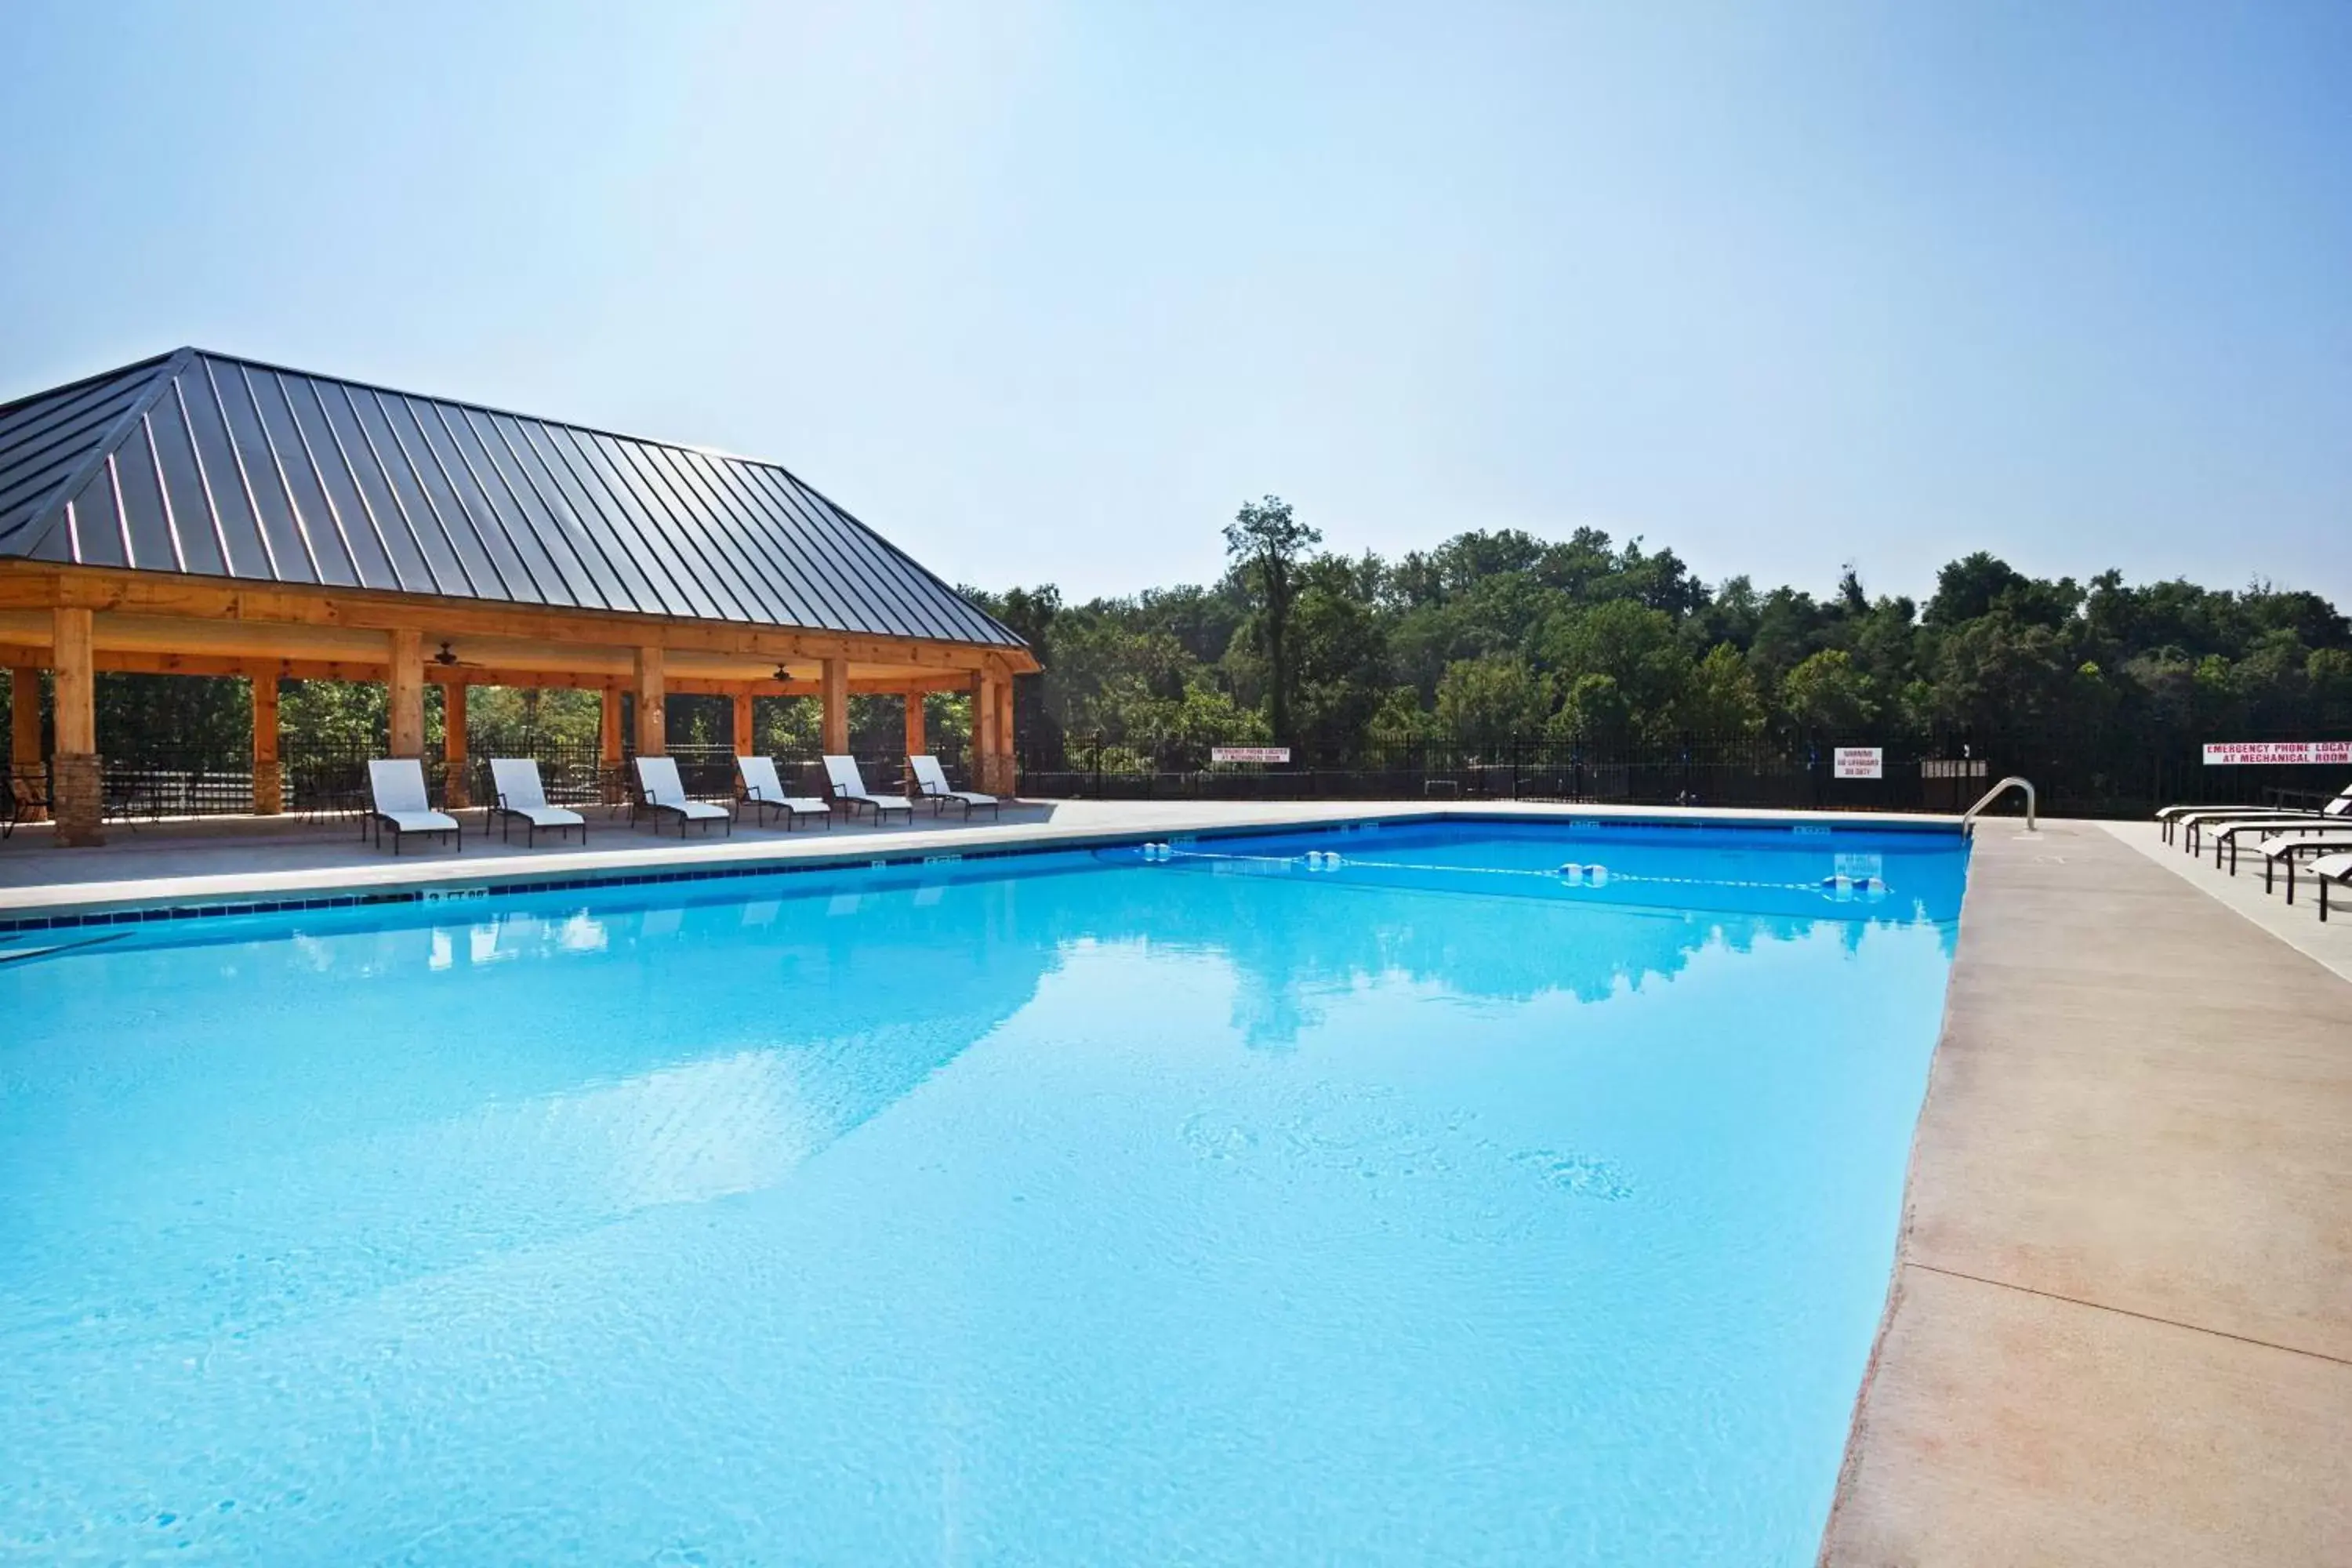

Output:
xmin=5 ymin=802 xmax=2346 ymax=1561
xmin=1822 ymin=818 xmax=2352 ymax=1566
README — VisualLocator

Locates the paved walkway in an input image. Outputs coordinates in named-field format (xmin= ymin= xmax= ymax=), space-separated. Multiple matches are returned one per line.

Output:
xmin=1822 ymin=819 xmax=2352 ymax=1566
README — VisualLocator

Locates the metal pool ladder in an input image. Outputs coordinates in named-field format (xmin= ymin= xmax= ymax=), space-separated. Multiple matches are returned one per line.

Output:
xmin=1961 ymin=775 xmax=2037 ymax=835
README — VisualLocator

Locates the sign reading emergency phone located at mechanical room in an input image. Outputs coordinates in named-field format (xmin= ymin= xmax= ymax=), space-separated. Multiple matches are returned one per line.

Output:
xmin=1834 ymin=746 xmax=1884 ymax=779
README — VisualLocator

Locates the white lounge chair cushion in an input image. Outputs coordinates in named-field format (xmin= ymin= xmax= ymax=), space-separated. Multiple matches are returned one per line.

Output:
xmin=2308 ymin=853 xmax=2352 ymax=880
xmin=513 ymin=804 xmax=584 ymax=827
xmin=368 ymin=758 xmax=433 ymax=815
xmin=634 ymin=757 xmax=731 ymax=818
xmin=771 ymin=796 xmax=832 ymax=814
xmin=909 ymin=755 xmax=994 ymax=804
xmin=822 ymin=754 xmax=873 ymax=799
xmin=490 ymin=757 xmax=557 ymax=810
xmin=2260 ymin=834 xmax=2352 ymax=858
xmin=380 ymin=808 xmax=459 ymax=833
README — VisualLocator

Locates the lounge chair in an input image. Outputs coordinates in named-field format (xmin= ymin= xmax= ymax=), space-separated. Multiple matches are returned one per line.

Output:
xmin=366 ymin=758 xmax=461 ymax=855
xmin=2255 ymin=826 xmax=2352 ymax=902
xmin=2 ymin=766 xmax=47 ymax=840
xmin=2210 ymin=813 xmax=2352 ymax=875
xmin=632 ymin=757 xmax=733 ymax=837
xmin=2161 ymin=782 xmax=2351 ymax=848
xmin=488 ymin=758 xmax=587 ymax=848
xmin=735 ymin=756 xmax=832 ymax=829
xmin=909 ymin=753 xmax=1000 ymax=818
xmin=2185 ymin=793 xmax=2352 ymax=859
xmin=2310 ymin=851 xmax=2352 ymax=922
xmin=822 ymin=755 xmax=913 ymax=825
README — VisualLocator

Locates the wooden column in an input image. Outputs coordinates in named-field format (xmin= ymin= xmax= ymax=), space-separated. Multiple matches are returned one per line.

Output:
xmin=388 ymin=628 xmax=425 ymax=759
xmin=732 ymin=691 xmax=754 ymax=757
xmin=50 ymin=605 xmax=102 ymax=847
xmin=970 ymin=670 xmax=998 ymax=795
xmin=820 ymin=657 xmax=849 ymax=755
xmin=634 ymin=646 xmax=666 ymax=757
xmin=252 ymin=676 xmax=282 ymax=815
xmin=9 ymin=666 xmax=43 ymax=822
xmin=903 ymin=691 xmax=925 ymax=761
xmin=442 ymin=681 xmax=470 ymax=808
xmin=995 ymin=673 xmax=1018 ymax=797
xmin=600 ymin=684 xmax=626 ymax=804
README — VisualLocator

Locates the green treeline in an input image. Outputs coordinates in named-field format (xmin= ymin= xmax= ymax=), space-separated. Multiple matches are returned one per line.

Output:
xmin=965 ymin=498 xmax=2352 ymax=764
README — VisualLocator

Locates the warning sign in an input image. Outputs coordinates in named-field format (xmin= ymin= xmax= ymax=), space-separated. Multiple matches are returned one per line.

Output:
xmin=1834 ymin=746 xmax=1884 ymax=780
xmin=1210 ymin=746 xmax=1291 ymax=764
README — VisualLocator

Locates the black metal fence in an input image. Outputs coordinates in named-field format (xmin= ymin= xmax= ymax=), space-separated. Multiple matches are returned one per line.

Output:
xmin=1016 ymin=726 xmax=2352 ymax=818
xmin=49 ymin=722 xmax=2347 ymax=826
xmin=78 ymin=733 xmax=978 ymax=824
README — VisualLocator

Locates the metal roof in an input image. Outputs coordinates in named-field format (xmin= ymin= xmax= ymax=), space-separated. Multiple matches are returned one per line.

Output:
xmin=0 ymin=347 xmax=1022 ymax=648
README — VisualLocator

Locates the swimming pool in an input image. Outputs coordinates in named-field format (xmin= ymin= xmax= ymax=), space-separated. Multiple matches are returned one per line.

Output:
xmin=0 ymin=816 xmax=1966 ymax=1565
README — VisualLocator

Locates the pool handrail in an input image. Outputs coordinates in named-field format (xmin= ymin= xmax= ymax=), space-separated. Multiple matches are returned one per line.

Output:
xmin=1962 ymin=775 xmax=2037 ymax=835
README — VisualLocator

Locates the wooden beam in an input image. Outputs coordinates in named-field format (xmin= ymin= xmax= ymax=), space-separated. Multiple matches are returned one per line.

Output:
xmin=252 ymin=677 xmax=282 ymax=815
xmin=732 ymin=691 xmax=754 ymax=757
xmin=904 ymin=689 xmax=925 ymax=760
xmin=388 ymin=628 xmax=424 ymax=758
xmin=821 ymin=656 xmax=849 ymax=755
xmin=634 ymin=645 xmax=666 ymax=757
xmin=0 ymin=642 xmax=989 ymax=699
xmin=0 ymin=562 xmax=1040 ymax=674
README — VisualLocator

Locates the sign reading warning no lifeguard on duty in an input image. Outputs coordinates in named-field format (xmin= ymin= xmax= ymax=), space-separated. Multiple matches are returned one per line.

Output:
xmin=2202 ymin=741 xmax=2352 ymax=766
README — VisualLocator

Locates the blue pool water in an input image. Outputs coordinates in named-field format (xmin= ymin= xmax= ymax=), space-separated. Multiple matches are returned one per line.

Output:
xmin=0 ymin=818 xmax=1966 ymax=1565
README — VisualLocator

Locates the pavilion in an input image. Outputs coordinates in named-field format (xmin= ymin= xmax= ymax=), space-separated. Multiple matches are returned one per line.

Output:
xmin=0 ymin=348 xmax=1034 ymax=846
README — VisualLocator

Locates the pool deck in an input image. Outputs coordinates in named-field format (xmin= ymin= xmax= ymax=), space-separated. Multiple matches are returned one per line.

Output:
xmin=6 ymin=802 xmax=2347 ymax=1561
xmin=1822 ymin=818 xmax=2352 ymax=1566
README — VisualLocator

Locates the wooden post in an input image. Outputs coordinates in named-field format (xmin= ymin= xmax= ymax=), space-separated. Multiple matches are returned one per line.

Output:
xmin=732 ymin=691 xmax=754 ymax=757
xmin=442 ymin=681 xmax=470 ymax=808
xmin=969 ymin=670 xmax=997 ymax=794
xmin=903 ymin=690 xmax=925 ymax=762
xmin=9 ymin=666 xmax=43 ymax=822
xmin=50 ymin=605 xmax=102 ymax=847
xmin=252 ymin=676 xmax=282 ymax=815
xmin=600 ymin=683 xmax=625 ymax=803
xmin=995 ymin=673 xmax=1018 ymax=797
xmin=388 ymin=628 xmax=424 ymax=758
xmin=634 ymin=646 xmax=666 ymax=757
xmin=821 ymin=657 xmax=849 ymax=756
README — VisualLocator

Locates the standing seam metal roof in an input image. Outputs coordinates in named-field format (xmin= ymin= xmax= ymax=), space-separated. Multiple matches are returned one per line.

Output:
xmin=0 ymin=348 xmax=1022 ymax=648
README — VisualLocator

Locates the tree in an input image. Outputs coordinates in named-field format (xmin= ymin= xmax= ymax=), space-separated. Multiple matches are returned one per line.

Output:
xmin=1434 ymin=655 xmax=1552 ymax=743
xmin=1541 ymin=599 xmax=1695 ymax=739
xmin=1780 ymin=649 xmax=1877 ymax=732
xmin=1679 ymin=644 xmax=1767 ymax=735
xmin=1223 ymin=495 xmax=1322 ymax=741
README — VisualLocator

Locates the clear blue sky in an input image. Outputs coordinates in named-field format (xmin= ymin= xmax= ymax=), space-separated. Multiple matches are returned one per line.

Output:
xmin=6 ymin=1 xmax=2347 ymax=607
